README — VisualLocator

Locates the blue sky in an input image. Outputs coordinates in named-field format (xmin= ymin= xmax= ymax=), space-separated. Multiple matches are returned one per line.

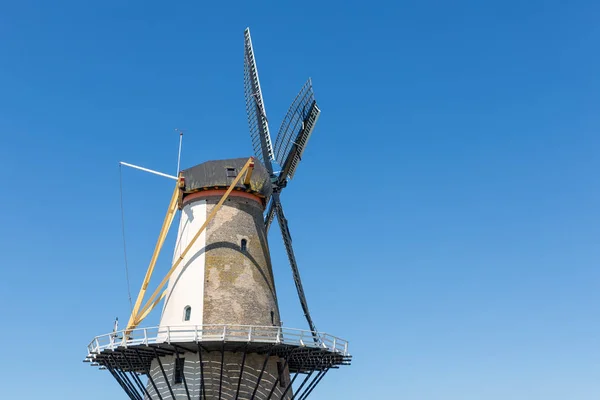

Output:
xmin=1 ymin=1 xmax=599 ymax=399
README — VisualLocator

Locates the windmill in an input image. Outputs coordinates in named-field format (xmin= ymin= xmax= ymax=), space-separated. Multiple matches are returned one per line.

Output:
xmin=84 ymin=28 xmax=350 ymax=400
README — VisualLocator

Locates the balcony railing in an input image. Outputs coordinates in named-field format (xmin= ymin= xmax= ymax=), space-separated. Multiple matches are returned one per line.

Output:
xmin=87 ymin=324 xmax=349 ymax=357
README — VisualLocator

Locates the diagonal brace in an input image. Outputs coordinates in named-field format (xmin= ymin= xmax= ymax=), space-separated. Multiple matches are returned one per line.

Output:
xmin=126 ymin=180 xmax=181 ymax=332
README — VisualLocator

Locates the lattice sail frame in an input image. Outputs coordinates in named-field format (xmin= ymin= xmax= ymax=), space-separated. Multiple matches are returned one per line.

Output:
xmin=273 ymin=79 xmax=321 ymax=180
xmin=244 ymin=28 xmax=275 ymax=171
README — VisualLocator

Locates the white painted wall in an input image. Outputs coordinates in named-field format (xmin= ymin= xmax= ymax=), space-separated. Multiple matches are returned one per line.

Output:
xmin=159 ymin=199 xmax=206 ymax=337
xmin=144 ymin=351 xmax=292 ymax=400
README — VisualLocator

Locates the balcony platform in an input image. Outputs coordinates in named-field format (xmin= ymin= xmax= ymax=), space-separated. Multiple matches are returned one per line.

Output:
xmin=85 ymin=324 xmax=351 ymax=374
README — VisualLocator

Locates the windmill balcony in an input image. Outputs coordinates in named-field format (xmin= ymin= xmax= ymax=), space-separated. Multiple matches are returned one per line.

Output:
xmin=87 ymin=324 xmax=349 ymax=357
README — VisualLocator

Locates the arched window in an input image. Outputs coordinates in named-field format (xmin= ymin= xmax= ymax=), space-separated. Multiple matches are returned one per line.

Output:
xmin=241 ymin=239 xmax=247 ymax=252
xmin=183 ymin=306 xmax=191 ymax=321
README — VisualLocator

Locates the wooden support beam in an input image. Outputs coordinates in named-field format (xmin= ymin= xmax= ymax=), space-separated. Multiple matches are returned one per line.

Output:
xmin=135 ymin=290 xmax=167 ymax=323
xmin=126 ymin=182 xmax=181 ymax=331
xmin=243 ymin=160 xmax=255 ymax=186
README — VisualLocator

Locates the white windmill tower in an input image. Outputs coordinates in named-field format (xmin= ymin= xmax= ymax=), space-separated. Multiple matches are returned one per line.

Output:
xmin=84 ymin=28 xmax=350 ymax=400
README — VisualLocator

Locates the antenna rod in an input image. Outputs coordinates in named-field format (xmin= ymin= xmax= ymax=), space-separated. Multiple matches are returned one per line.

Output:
xmin=119 ymin=162 xmax=179 ymax=181
xmin=176 ymin=129 xmax=184 ymax=175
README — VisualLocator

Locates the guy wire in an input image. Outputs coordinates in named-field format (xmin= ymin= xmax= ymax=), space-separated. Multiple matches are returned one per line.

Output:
xmin=119 ymin=164 xmax=134 ymax=312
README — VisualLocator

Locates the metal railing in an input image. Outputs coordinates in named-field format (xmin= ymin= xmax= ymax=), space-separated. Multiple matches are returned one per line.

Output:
xmin=87 ymin=324 xmax=349 ymax=356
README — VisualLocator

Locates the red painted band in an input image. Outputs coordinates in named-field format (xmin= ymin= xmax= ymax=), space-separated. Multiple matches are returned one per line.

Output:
xmin=182 ymin=189 xmax=264 ymax=208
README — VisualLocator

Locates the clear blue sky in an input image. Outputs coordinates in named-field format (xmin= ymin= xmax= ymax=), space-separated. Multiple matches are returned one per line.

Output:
xmin=0 ymin=1 xmax=599 ymax=399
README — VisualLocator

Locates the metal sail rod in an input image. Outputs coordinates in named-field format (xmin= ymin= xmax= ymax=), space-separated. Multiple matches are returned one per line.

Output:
xmin=120 ymin=162 xmax=179 ymax=181
xmin=273 ymin=193 xmax=318 ymax=340
xmin=264 ymin=199 xmax=276 ymax=233
xmin=176 ymin=130 xmax=184 ymax=175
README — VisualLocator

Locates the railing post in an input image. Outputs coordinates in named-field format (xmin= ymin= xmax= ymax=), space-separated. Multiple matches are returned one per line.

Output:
xmin=223 ymin=325 xmax=227 ymax=340
xmin=143 ymin=328 xmax=148 ymax=345
xmin=333 ymin=337 xmax=336 ymax=352
xmin=344 ymin=341 xmax=348 ymax=355
xmin=167 ymin=326 xmax=171 ymax=344
xmin=195 ymin=325 xmax=198 ymax=342
xmin=248 ymin=326 xmax=253 ymax=342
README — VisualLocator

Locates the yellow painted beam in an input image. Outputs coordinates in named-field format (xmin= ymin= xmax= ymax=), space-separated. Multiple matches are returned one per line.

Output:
xmin=126 ymin=183 xmax=180 ymax=331
xmin=243 ymin=160 xmax=255 ymax=186
xmin=130 ymin=157 xmax=255 ymax=329
xmin=135 ymin=290 xmax=167 ymax=323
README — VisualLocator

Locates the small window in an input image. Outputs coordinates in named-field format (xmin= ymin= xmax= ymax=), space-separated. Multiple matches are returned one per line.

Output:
xmin=226 ymin=167 xmax=237 ymax=178
xmin=241 ymin=239 xmax=247 ymax=252
xmin=183 ymin=306 xmax=191 ymax=321
xmin=174 ymin=357 xmax=185 ymax=384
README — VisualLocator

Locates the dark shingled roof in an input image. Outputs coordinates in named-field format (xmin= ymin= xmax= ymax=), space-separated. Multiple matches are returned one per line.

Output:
xmin=181 ymin=157 xmax=272 ymax=201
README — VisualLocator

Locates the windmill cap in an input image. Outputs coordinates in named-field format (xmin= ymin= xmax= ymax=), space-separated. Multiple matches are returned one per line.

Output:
xmin=181 ymin=157 xmax=272 ymax=203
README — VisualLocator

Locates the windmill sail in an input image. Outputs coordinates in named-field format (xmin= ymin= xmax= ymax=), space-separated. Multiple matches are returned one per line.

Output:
xmin=274 ymin=78 xmax=321 ymax=180
xmin=245 ymin=30 xmax=321 ymax=340
xmin=244 ymin=28 xmax=274 ymax=172
xmin=272 ymin=193 xmax=318 ymax=337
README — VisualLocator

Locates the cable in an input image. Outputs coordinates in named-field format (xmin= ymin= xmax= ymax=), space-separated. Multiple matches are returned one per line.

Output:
xmin=119 ymin=164 xmax=134 ymax=312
